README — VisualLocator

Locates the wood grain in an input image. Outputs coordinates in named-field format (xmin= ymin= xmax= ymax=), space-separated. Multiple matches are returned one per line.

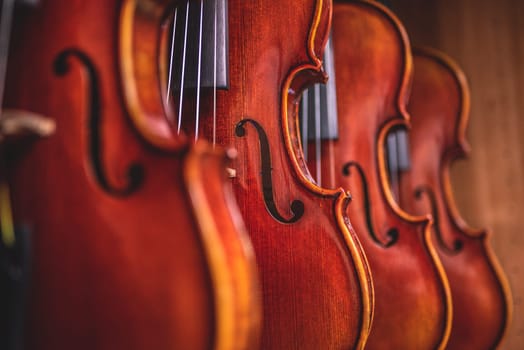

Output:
xmin=179 ymin=1 xmax=375 ymax=348
xmin=317 ymin=2 xmax=452 ymax=348
xmin=3 ymin=1 xmax=261 ymax=349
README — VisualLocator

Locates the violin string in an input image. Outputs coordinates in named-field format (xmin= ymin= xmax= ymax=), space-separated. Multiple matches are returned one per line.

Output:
xmin=393 ymin=130 xmax=405 ymax=201
xmin=212 ymin=0 xmax=217 ymax=148
xmin=387 ymin=131 xmax=399 ymax=201
xmin=393 ymin=132 xmax=399 ymax=201
xmin=194 ymin=0 xmax=204 ymax=141
xmin=327 ymin=128 xmax=335 ymax=188
xmin=325 ymin=80 xmax=335 ymax=188
xmin=166 ymin=8 xmax=178 ymax=102
xmin=301 ymin=89 xmax=309 ymax=161
xmin=177 ymin=1 xmax=190 ymax=134
xmin=314 ymin=84 xmax=322 ymax=187
xmin=0 ymin=0 xmax=15 ymax=113
xmin=324 ymin=37 xmax=336 ymax=189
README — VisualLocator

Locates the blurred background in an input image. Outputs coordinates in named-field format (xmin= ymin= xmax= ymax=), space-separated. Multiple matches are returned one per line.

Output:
xmin=393 ymin=0 xmax=523 ymax=348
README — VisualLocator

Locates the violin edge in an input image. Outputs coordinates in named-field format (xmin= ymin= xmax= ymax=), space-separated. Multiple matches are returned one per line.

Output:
xmin=281 ymin=1 xmax=374 ymax=346
xmin=119 ymin=0 xmax=189 ymax=151
xmin=183 ymin=140 xmax=262 ymax=350
xmin=412 ymin=45 xmax=513 ymax=348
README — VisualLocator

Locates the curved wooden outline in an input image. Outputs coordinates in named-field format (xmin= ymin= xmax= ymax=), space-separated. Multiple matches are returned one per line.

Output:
xmin=378 ymin=118 xmax=452 ymax=349
xmin=414 ymin=186 xmax=463 ymax=254
xmin=184 ymin=140 xmax=261 ymax=350
xmin=363 ymin=2 xmax=453 ymax=345
xmin=119 ymin=2 xmax=262 ymax=347
xmin=412 ymin=45 xmax=513 ymax=347
xmin=343 ymin=161 xmax=399 ymax=247
xmin=281 ymin=1 xmax=374 ymax=347
xmin=119 ymin=0 xmax=187 ymax=151
xmin=235 ymin=119 xmax=305 ymax=224
xmin=54 ymin=49 xmax=145 ymax=196
xmin=323 ymin=1 xmax=453 ymax=347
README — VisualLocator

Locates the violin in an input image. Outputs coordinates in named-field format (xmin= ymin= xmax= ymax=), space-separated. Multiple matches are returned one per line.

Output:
xmin=163 ymin=0 xmax=374 ymax=348
xmin=394 ymin=46 xmax=512 ymax=349
xmin=2 ymin=0 xmax=261 ymax=349
xmin=300 ymin=0 xmax=452 ymax=348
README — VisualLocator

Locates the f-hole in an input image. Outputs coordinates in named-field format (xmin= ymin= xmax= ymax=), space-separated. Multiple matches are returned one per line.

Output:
xmin=415 ymin=186 xmax=463 ymax=254
xmin=343 ymin=161 xmax=399 ymax=247
xmin=235 ymin=119 xmax=305 ymax=224
xmin=53 ymin=49 xmax=144 ymax=196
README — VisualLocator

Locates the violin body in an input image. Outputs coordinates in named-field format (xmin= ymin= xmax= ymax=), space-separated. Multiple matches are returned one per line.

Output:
xmin=4 ymin=1 xmax=260 ymax=349
xmin=306 ymin=1 xmax=452 ymax=348
xmin=399 ymin=46 xmax=512 ymax=349
xmin=174 ymin=0 xmax=374 ymax=348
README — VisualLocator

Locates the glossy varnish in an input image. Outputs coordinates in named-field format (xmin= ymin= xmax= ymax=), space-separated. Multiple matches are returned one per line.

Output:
xmin=305 ymin=1 xmax=452 ymax=348
xmin=175 ymin=0 xmax=374 ymax=348
xmin=399 ymin=47 xmax=512 ymax=349
xmin=4 ymin=1 xmax=261 ymax=349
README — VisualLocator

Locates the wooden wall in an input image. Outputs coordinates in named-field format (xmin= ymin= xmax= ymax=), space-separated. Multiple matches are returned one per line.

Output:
xmin=393 ymin=0 xmax=524 ymax=348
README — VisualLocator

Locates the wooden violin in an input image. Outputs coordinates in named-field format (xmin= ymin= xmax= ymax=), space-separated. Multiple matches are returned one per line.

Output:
xmin=163 ymin=0 xmax=374 ymax=348
xmin=2 ymin=0 xmax=261 ymax=349
xmin=394 ymin=46 xmax=512 ymax=349
xmin=300 ymin=0 xmax=452 ymax=348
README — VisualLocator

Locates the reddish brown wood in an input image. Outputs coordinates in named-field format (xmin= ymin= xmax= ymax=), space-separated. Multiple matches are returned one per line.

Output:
xmin=3 ymin=1 xmax=260 ymax=349
xmin=306 ymin=1 xmax=453 ymax=348
xmin=173 ymin=0 xmax=375 ymax=348
xmin=399 ymin=47 xmax=512 ymax=349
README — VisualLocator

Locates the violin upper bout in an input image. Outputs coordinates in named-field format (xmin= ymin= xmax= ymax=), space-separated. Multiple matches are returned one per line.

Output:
xmin=309 ymin=0 xmax=333 ymax=65
xmin=119 ymin=0 xmax=188 ymax=152
xmin=283 ymin=0 xmax=345 ymax=198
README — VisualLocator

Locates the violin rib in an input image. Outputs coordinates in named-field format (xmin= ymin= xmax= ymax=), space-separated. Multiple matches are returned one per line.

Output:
xmin=400 ymin=46 xmax=512 ymax=349
xmin=305 ymin=1 xmax=453 ymax=348
xmin=3 ymin=1 xmax=261 ymax=349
